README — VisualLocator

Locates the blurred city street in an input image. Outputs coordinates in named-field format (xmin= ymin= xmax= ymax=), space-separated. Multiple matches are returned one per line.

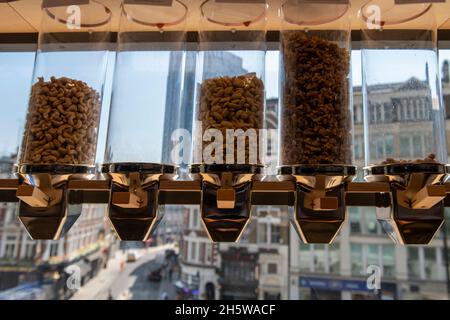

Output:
xmin=71 ymin=244 xmax=178 ymax=300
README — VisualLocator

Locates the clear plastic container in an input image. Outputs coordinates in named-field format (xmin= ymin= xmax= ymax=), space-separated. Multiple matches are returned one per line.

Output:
xmin=0 ymin=0 xmax=36 ymax=177
xmin=104 ymin=0 xmax=188 ymax=167
xmin=18 ymin=0 xmax=112 ymax=170
xmin=360 ymin=1 xmax=447 ymax=245
xmin=192 ymin=0 xmax=267 ymax=166
xmin=190 ymin=0 xmax=267 ymax=243
xmin=360 ymin=0 xmax=447 ymax=166
xmin=278 ymin=0 xmax=353 ymax=167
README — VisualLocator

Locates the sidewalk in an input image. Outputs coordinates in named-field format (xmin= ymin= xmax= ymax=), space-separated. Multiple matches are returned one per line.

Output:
xmin=70 ymin=244 xmax=175 ymax=300
xmin=71 ymin=250 xmax=125 ymax=300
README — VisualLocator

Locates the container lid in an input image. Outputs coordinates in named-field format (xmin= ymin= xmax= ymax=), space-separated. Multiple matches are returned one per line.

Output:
xmin=359 ymin=0 xmax=432 ymax=27
xmin=200 ymin=0 xmax=267 ymax=27
xmin=281 ymin=0 xmax=350 ymax=26
xmin=122 ymin=0 xmax=188 ymax=28
xmin=43 ymin=0 xmax=112 ymax=28
xmin=0 ymin=0 xmax=37 ymax=33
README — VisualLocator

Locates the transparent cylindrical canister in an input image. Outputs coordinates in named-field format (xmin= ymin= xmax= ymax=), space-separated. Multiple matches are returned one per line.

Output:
xmin=190 ymin=0 xmax=267 ymax=242
xmin=360 ymin=1 xmax=447 ymax=245
xmin=360 ymin=0 xmax=446 ymax=166
xmin=192 ymin=0 xmax=267 ymax=166
xmin=18 ymin=0 xmax=112 ymax=172
xmin=278 ymin=0 xmax=353 ymax=167
xmin=102 ymin=0 xmax=188 ymax=241
xmin=104 ymin=0 xmax=188 ymax=167
xmin=277 ymin=0 xmax=354 ymax=244
xmin=13 ymin=0 xmax=112 ymax=241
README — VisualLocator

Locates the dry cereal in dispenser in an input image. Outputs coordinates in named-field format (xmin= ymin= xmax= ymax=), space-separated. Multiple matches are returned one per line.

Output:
xmin=21 ymin=76 xmax=101 ymax=165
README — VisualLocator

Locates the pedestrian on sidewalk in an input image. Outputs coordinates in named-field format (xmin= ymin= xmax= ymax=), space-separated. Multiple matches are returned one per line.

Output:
xmin=108 ymin=290 xmax=114 ymax=300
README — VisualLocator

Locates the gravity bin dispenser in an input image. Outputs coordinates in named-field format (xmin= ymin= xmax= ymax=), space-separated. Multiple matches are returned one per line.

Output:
xmin=190 ymin=0 xmax=267 ymax=242
xmin=101 ymin=0 xmax=188 ymax=241
xmin=15 ymin=0 xmax=112 ymax=240
xmin=277 ymin=0 xmax=355 ymax=243
xmin=360 ymin=0 xmax=448 ymax=244
xmin=2 ymin=0 xmax=450 ymax=246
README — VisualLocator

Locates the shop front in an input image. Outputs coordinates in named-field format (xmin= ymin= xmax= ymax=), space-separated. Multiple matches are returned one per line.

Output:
xmin=299 ymin=276 xmax=397 ymax=300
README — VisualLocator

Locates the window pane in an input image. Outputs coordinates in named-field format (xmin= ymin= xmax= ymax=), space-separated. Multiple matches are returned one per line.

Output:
xmin=367 ymin=244 xmax=379 ymax=266
xmin=365 ymin=208 xmax=378 ymax=235
xmin=328 ymin=243 xmax=340 ymax=275
xmin=407 ymin=248 xmax=421 ymax=279
xmin=400 ymin=136 xmax=410 ymax=157
xmin=424 ymin=248 xmax=439 ymax=280
xmin=351 ymin=243 xmax=363 ymax=276
xmin=268 ymin=263 xmax=277 ymax=274
xmin=349 ymin=207 xmax=361 ymax=234
xmin=258 ymin=223 xmax=267 ymax=244
xmin=412 ymin=136 xmax=422 ymax=157
xmin=270 ymin=225 xmax=281 ymax=244
xmin=313 ymin=244 xmax=326 ymax=273
xmin=299 ymin=243 xmax=311 ymax=272
xmin=385 ymin=134 xmax=394 ymax=155
xmin=382 ymin=245 xmax=395 ymax=277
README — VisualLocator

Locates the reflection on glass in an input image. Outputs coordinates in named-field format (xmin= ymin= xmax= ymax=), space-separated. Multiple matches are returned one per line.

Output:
xmin=313 ymin=244 xmax=326 ymax=273
xmin=408 ymin=247 xmax=421 ymax=279
xmin=351 ymin=243 xmax=363 ymax=276
xmin=382 ymin=245 xmax=395 ymax=277
xmin=329 ymin=243 xmax=340 ymax=275
xmin=424 ymin=247 xmax=439 ymax=280
xmin=363 ymin=49 xmax=446 ymax=164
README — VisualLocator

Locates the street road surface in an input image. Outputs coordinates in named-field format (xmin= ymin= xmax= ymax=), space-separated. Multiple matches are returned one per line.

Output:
xmin=71 ymin=244 xmax=178 ymax=300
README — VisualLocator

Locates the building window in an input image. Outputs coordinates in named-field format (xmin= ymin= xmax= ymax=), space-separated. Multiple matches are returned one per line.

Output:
xmin=191 ymin=208 xmax=199 ymax=229
xmin=364 ymin=208 xmax=379 ymax=235
xmin=4 ymin=243 xmax=16 ymax=259
xmin=366 ymin=244 xmax=379 ymax=267
xmin=270 ymin=225 xmax=281 ymax=244
xmin=351 ymin=243 xmax=396 ymax=277
xmin=385 ymin=134 xmax=394 ymax=156
xmin=424 ymin=247 xmax=439 ymax=280
xmin=257 ymin=222 xmax=267 ymax=243
xmin=384 ymin=103 xmax=394 ymax=122
xmin=400 ymin=136 xmax=411 ymax=158
xmin=351 ymin=243 xmax=364 ymax=276
xmin=182 ymin=240 xmax=188 ymax=262
xmin=412 ymin=135 xmax=423 ymax=157
xmin=267 ymin=263 xmax=277 ymax=274
xmin=349 ymin=207 xmax=361 ymax=234
xmin=354 ymin=135 xmax=364 ymax=161
xmin=189 ymin=241 xmax=197 ymax=262
xmin=407 ymin=247 xmax=420 ymax=279
xmin=49 ymin=243 xmax=59 ymax=257
xmin=199 ymin=243 xmax=205 ymax=263
xmin=313 ymin=244 xmax=326 ymax=273
xmin=328 ymin=243 xmax=340 ymax=274
xmin=408 ymin=247 xmax=443 ymax=281
xmin=24 ymin=243 xmax=36 ymax=260
xmin=205 ymin=244 xmax=212 ymax=264
xmin=299 ymin=242 xmax=311 ymax=272
xmin=263 ymin=292 xmax=281 ymax=300
xmin=382 ymin=245 xmax=395 ymax=277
